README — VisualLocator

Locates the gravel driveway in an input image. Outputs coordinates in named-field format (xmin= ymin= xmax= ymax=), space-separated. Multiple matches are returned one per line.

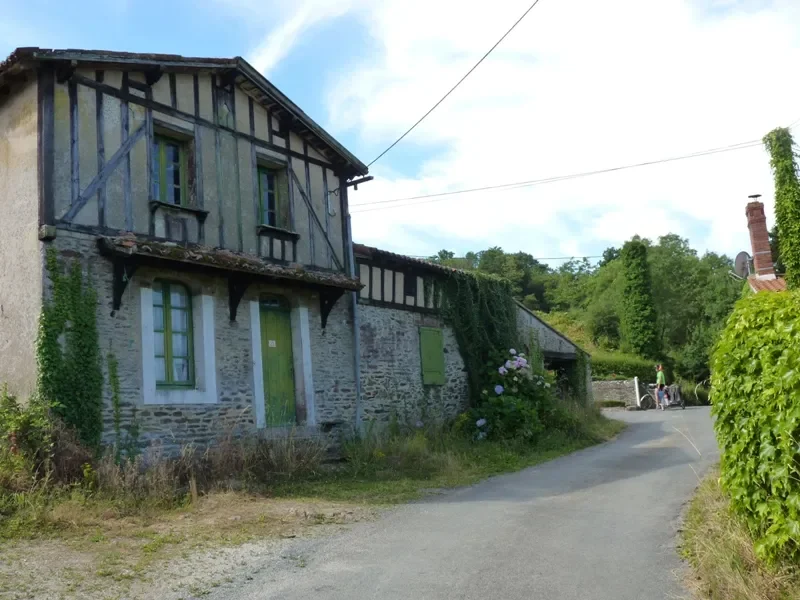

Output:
xmin=206 ymin=407 xmax=717 ymax=600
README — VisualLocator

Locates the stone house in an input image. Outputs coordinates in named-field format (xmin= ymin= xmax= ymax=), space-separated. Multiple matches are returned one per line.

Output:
xmin=353 ymin=244 xmax=592 ymax=425
xmin=0 ymin=47 xmax=588 ymax=451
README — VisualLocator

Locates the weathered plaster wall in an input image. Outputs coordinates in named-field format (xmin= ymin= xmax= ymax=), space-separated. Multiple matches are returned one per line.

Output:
xmin=0 ymin=80 xmax=43 ymax=397
xmin=49 ymin=70 xmax=344 ymax=271
xmin=358 ymin=304 xmax=468 ymax=425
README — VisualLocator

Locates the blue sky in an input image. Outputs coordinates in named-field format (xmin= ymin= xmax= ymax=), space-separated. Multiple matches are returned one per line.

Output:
xmin=3 ymin=0 xmax=800 ymax=265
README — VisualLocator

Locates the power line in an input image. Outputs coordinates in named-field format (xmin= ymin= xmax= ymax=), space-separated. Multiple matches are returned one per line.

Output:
xmin=366 ymin=0 xmax=545 ymax=167
xmin=351 ymin=139 xmax=762 ymax=213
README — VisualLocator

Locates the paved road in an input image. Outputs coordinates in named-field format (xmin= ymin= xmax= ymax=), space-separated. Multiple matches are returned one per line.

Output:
xmin=211 ymin=407 xmax=717 ymax=600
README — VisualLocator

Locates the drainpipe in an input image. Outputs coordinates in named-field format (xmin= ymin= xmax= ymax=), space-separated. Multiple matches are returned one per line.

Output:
xmin=345 ymin=212 xmax=363 ymax=431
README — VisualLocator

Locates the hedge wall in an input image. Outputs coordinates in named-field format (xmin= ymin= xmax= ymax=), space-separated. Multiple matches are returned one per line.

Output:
xmin=591 ymin=351 xmax=658 ymax=382
xmin=711 ymin=290 xmax=800 ymax=563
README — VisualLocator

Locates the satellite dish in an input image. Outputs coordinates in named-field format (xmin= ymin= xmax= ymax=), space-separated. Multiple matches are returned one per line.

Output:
xmin=734 ymin=251 xmax=751 ymax=278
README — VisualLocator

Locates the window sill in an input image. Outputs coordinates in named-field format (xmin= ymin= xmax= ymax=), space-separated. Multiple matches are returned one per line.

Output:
xmin=149 ymin=200 xmax=210 ymax=222
xmin=145 ymin=387 xmax=218 ymax=405
xmin=256 ymin=224 xmax=300 ymax=241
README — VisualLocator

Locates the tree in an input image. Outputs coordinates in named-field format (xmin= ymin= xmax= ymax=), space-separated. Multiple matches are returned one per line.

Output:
xmin=620 ymin=239 xmax=659 ymax=358
xmin=769 ymin=225 xmax=785 ymax=275
xmin=599 ymin=246 xmax=620 ymax=267
xmin=763 ymin=127 xmax=800 ymax=288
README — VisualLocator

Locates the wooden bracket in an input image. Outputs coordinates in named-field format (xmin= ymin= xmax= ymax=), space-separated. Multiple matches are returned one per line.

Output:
xmin=228 ymin=276 xmax=250 ymax=321
xmin=319 ymin=288 xmax=345 ymax=330
xmin=111 ymin=257 xmax=139 ymax=315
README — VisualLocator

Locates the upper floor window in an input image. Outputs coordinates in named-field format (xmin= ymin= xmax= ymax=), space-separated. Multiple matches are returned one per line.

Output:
xmin=153 ymin=135 xmax=188 ymax=206
xmin=153 ymin=281 xmax=194 ymax=388
xmin=258 ymin=166 xmax=290 ymax=230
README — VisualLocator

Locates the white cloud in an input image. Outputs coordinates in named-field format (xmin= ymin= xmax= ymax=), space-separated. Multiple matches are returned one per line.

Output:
xmin=245 ymin=0 xmax=800 ymax=262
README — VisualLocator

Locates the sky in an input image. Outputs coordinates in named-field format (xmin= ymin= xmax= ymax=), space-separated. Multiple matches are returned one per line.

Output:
xmin=2 ymin=0 xmax=800 ymax=266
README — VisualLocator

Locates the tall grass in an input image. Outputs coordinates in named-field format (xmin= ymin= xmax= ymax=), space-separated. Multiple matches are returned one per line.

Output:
xmin=682 ymin=470 xmax=800 ymax=600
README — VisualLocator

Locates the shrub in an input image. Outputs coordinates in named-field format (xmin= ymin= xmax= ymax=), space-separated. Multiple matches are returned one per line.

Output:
xmin=590 ymin=351 xmax=656 ymax=382
xmin=711 ymin=290 xmax=800 ymax=563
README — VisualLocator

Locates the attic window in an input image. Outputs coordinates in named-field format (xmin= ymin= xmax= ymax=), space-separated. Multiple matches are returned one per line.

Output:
xmin=216 ymin=86 xmax=235 ymax=129
xmin=404 ymin=273 xmax=417 ymax=299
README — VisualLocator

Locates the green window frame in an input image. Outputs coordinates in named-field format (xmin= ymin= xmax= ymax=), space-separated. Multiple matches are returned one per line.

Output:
xmin=419 ymin=327 xmax=446 ymax=386
xmin=257 ymin=166 xmax=290 ymax=229
xmin=152 ymin=135 xmax=189 ymax=206
xmin=153 ymin=281 xmax=194 ymax=388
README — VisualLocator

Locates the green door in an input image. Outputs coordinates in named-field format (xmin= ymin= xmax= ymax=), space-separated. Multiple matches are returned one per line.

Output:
xmin=260 ymin=298 xmax=296 ymax=426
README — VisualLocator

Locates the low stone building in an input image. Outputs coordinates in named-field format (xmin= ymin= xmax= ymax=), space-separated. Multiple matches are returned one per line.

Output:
xmin=0 ymin=47 xmax=588 ymax=452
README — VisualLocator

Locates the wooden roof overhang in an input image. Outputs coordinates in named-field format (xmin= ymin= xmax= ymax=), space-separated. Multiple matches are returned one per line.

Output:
xmin=0 ymin=47 xmax=369 ymax=178
xmin=98 ymin=236 xmax=361 ymax=327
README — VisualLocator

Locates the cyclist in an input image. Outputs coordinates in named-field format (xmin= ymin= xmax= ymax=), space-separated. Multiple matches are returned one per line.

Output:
xmin=656 ymin=364 xmax=667 ymax=408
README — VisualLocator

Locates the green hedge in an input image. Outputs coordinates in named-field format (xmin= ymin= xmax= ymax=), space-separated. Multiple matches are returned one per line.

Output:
xmin=591 ymin=351 xmax=657 ymax=382
xmin=711 ymin=290 xmax=800 ymax=563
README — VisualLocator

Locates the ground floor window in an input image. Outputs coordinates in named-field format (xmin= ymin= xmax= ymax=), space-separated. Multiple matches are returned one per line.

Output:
xmin=152 ymin=281 xmax=194 ymax=387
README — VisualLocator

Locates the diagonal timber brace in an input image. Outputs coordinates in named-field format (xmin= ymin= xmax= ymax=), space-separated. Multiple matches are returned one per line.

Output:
xmin=289 ymin=168 xmax=343 ymax=271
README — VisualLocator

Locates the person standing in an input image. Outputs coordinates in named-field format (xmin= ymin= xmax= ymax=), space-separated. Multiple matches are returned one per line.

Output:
xmin=656 ymin=364 xmax=667 ymax=409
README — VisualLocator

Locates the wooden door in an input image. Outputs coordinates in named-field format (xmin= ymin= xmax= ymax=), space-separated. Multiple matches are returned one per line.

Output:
xmin=260 ymin=298 xmax=296 ymax=426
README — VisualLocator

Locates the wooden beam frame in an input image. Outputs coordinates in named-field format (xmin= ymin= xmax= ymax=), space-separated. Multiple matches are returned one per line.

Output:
xmin=289 ymin=168 xmax=343 ymax=271
xmin=37 ymin=66 xmax=55 ymax=226
xmin=69 ymin=73 xmax=341 ymax=172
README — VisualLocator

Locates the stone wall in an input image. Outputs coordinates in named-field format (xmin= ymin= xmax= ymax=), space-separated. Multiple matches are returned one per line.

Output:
xmin=592 ymin=379 xmax=641 ymax=406
xmin=46 ymin=229 xmax=357 ymax=453
xmin=0 ymin=80 xmax=43 ymax=397
xmin=358 ymin=303 xmax=468 ymax=426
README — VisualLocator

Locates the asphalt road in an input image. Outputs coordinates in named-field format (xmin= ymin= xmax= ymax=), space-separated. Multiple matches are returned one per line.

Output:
xmin=211 ymin=407 xmax=718 ymax=600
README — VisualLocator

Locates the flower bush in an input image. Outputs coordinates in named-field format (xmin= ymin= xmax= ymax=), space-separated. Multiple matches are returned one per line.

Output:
xmin=460 ymin=349 xmax=560 ymax=442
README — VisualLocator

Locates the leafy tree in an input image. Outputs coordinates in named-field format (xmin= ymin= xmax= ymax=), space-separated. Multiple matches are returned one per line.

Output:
xmin=599 ymin=246 xmax=620 ymax=267
xmin=620 ymin=240 xmax=659 ymax=358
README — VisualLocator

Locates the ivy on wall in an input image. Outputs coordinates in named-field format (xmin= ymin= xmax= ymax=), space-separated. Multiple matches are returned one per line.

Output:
xmin=36 ymin=249 xmax=103 ymax=448
xmin=763 ymin=127 xmax=800 ymax=289
xmin=620 ymin=239 xmax=659 ymax=358
xmin=440 ymin=271 xmax=518 ymax=403
xmin=566 ymin=351 xmax=589 ymax=404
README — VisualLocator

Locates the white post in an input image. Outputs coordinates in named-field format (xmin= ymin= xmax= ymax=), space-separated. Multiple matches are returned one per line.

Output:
xmin=634 ymin=376 xmax=641 ymax=408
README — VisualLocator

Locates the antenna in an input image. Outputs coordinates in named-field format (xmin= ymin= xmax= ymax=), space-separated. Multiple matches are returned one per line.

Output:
xmin=734 ymin=251 xmax=752 ymax=278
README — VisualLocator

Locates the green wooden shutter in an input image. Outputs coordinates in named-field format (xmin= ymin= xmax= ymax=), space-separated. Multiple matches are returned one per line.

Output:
xmin=419 ymin=327 xmax=446 ymax=385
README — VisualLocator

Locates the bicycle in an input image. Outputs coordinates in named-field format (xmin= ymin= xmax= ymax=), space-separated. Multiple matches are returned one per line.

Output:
xmin=639 ymin=383 xmax=684 ymax=410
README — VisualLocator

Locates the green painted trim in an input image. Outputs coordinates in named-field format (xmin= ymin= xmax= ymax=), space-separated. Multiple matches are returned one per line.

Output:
xmin=154 ymin=280 xmax=195 ymax=388
xmin=153 ymin=134 xmax=189 ymax=207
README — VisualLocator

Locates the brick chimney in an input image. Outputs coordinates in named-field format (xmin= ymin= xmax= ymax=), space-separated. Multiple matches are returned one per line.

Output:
xmin=745 ymin=200 xmax=776 ymax=279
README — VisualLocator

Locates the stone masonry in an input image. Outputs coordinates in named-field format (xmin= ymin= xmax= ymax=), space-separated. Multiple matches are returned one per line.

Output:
xmin=358 ymin=304 xmax=468 ymax=426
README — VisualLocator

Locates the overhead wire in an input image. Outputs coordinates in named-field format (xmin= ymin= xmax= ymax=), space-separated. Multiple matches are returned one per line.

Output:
xmin=351 ymin=139 xmax=762 ymax=213
xmin=366 ymin=0 xmax=545 ymax=167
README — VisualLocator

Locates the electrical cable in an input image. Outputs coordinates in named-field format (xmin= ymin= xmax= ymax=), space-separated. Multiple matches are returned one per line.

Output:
xmin=366 ymin=0 xmax=545 ymax=167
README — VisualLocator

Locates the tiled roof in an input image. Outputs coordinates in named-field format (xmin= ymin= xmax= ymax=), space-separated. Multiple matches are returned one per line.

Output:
xmin=352 ymin=243 xmax=464 ymax=275
xmin=98 ymin=235 xmax=362 ymax=291
xmin=748 ymin=276 xmax=787 ymax=293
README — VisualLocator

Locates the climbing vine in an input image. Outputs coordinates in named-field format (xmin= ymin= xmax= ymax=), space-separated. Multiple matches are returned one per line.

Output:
xmin=36 ymin=249 xmax=103 ymax=449
xmin=566 ymin=351 xmax=589 ymax=404
xmin=763 ymin=128 xmax=800 ymax=289
xmin=620 ymin=239 xmax=659 ymax=358
xmin=440 ymin=270 xmax=518 ymax=403
xmin=107 ymin=350 xmax=140 ymax=461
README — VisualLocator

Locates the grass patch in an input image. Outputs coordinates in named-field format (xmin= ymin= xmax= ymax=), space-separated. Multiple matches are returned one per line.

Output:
xmin=681 ymin=468 xmax=800 ymax=600
xmin=0 ymin=404 xmax=624 ymax=599
xmin=596 ymin=400 xmax=627 ymax=408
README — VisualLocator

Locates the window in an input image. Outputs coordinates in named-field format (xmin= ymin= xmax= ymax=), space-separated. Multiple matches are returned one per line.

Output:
xmin=153 ymin=281 xmax=194 ymax=387
xmin=152 ymin=135 xmax=188 ymax=206
xmin=258 ymin=166 xmax=290 ymax=229
xmin=419 ymin=327 xmax=445 ymax=386
xmin=404 ymin=272 xmax=418 ymax=299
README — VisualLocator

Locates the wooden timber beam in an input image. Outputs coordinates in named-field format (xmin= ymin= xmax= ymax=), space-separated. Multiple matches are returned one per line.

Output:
xmin=289 ymin=167 xmax=343 ymax=271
